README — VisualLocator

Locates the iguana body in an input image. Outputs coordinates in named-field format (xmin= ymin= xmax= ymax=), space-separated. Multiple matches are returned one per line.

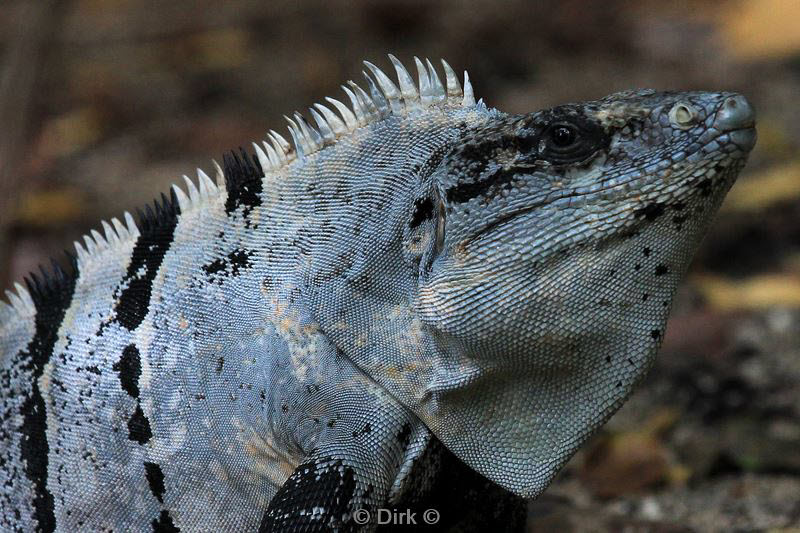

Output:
xmin=0 ymin=55 xmax=756 ymax=531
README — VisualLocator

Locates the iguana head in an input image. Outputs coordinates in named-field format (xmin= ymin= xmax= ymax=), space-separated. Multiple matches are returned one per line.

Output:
xmin=413 ymin=90 xmax=755 ymax=496
xmin=290 ymin=59 xmax=755 ymax=499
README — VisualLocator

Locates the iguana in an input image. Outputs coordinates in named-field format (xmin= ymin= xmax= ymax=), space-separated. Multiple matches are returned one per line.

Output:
xmin=0 ymin=54 xmax=756 ymax=532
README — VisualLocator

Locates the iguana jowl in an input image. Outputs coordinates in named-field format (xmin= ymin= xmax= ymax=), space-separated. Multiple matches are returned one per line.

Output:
xmin=0 ymin=55 xmax=756 ymax=531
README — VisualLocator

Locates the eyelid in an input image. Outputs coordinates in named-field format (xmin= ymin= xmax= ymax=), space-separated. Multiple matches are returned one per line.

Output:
xmin=540 ymin=120 xmax=602 ymax=164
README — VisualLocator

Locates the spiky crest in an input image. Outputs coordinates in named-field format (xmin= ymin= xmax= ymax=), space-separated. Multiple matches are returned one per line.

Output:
xmin=0 ymin=55 xmax=477 ymax=319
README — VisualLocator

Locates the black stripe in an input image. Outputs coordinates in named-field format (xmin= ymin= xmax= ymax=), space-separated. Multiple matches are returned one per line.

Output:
xmin=144 ymin=461 xmax=166 ymax=503
xmin=113 ymin=344 xmax=141 ymax=398
xmin=445 ymin=166 xmax=518 ymax=204
xmin=127 ymin=403 xmax=153 ymax=444
xmin=201 ymin=249 xmax=254 ymax=283
xmin=18 ymin=261 xmax=78 ymax=532
xmin=114 ymin=193 xmax=180 ymax=331
xmin=223 ymin=148 xmax=263 ymax=216
xmin=443 ymin=127 xmax=522 ymax=204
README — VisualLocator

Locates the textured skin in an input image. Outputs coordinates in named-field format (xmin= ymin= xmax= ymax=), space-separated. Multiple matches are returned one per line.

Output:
xmin=0 ymin=56 xmax=755 ymax=532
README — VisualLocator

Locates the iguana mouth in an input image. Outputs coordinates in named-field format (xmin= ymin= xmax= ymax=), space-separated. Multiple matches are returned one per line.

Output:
xmin=470 ymin=199 xmax=547 ymax=239
xmin=709 ymin=94 xmax=757 ymax=151
xmin=468 ymin=175 xmax=641 ymax=241
xmin=724 ymin=127 xmax=757 ymax=152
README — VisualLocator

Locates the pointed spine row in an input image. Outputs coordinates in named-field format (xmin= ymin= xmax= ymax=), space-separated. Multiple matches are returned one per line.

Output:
xmin=1 ymin=56 xmax=476 ymax=318
xmin=254 ymin=55 xmax=476 ymax=171
xmin=1 ymin=282 xmax=36 ymax=320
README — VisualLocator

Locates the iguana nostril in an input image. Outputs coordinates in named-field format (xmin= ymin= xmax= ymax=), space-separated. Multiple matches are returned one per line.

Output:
xmin=669 ymin=103 xmax=697 ymax=129
xmin=714 ymin=94 xmax=755 ymax=131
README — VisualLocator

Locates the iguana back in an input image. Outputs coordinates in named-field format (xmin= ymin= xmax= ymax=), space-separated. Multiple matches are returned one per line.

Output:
xmin=0 ymin=55 xmax=756 ymax=531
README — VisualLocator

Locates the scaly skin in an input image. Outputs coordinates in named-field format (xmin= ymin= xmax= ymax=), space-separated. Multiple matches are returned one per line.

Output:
xmin=0 ymin=56 xmax=755 ymax=532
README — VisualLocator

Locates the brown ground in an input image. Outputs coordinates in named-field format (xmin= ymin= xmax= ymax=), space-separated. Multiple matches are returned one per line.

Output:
xmin=1 ymin=1 xmax=799 ymax=531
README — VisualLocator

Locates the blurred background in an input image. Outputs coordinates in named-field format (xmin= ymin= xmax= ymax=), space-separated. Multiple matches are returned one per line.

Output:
xmin=1 ymin=0 xmax=799 ymax=530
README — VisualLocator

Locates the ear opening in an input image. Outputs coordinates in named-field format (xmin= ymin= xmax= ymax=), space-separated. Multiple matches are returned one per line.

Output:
xmin=435 ymin=190 xmax=446 ymax=257
xmin=418 ymin=186 xmax=447 ymax=278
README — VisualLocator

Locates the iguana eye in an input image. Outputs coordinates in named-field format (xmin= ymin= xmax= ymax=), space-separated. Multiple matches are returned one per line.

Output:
xmin=539 ymin=118 xmax=606 ymax=165
xmin=551 ymin=125 xmax=577 ymax=147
